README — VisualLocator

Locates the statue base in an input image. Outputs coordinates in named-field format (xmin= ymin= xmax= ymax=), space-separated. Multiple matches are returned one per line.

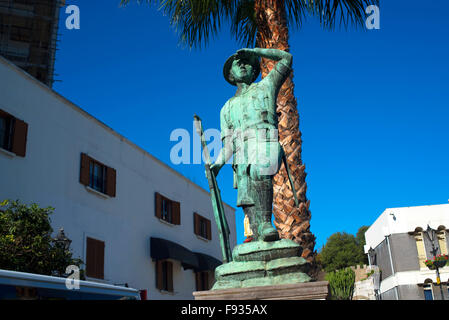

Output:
xmin=211 ymin=239 xmax=312 ymax=290
xmin=193 ymin=239 xmax=329 ymax=300
xmin=193 ymin=281 xmax=329 ymax=300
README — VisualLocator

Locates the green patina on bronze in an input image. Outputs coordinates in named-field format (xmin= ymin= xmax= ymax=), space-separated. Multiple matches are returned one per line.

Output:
xmin=213 ymin=239 xmax=311 ymax=289
xmin=196 ymin=48 xmax=310 ymax=290
xmin=194 ymin=115 xmax=232 ymax=263
xmin=213 ymin=47 xmax=298 ymax=242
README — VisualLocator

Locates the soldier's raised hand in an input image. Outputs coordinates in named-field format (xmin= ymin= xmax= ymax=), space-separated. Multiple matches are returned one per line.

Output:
xmin=236 ymin=48 xmax=256 ymax=59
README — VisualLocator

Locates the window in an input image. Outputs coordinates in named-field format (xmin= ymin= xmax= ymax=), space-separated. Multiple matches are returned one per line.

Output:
xmin=423 ymin=283 xmax=433 ymax=300
xmin=89 ymin=161 xmax=106 ymax=193
xmin=79 ymin=153 xmax=116 ymax=197
xmin=156 ymin=260 xmax=173 ymax=292
xmin=200 ymin=219 xmax=208 ymax=238
xmin=0 ymin=115 xmax=13 ymax=151
xmin=195 ymin=271 xmax=210 ymax=291
xmin=155 ymin=193 xmax=180 ymax=225
xmin=0 ymin=109 xmax=28 ymax=157
xmin=162 ymin=198 xmax=173 ymax=223
xmin=86 ymin=237 xmax=105 ymax=279
xmin=194 ymin=213 xmax=211 ymax=240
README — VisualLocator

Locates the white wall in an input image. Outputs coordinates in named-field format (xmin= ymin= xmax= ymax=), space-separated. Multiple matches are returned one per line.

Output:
xmin=365 ymin=203 xmax=449 ymax=252
xmin=0 ymin=56 xmax=236 ymax=300
xmin=364 ymin=203 xmax=449 ymax=298
xmin=353 ymin=278 xmax=376 ymax=300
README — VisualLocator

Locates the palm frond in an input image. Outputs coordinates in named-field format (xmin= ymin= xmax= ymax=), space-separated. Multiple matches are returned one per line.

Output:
xmin=120 ymin=0 xmax=380 ymax=48
xmin=120 ymin=0 xmax=153 ymax=6
xmin=283 ymin=0 xmax=314 ymax=30
xmin=121 ymin=0 xmax=238 ymax=48
xmin=307 ymin=0 xmax=380 ymax=30
xmin=174 ymin=0 xmax=238 ymax=48
xmin=230 ymin=0 xmax=257 ymax=47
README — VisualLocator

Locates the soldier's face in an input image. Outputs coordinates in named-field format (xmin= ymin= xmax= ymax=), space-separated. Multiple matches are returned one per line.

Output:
xmin=230 ymin=58 xmax=254 ymax=84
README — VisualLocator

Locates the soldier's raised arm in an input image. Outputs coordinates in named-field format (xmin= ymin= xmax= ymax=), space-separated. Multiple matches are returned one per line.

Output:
xmin=236 ymin=48 xmax=292 ymax=94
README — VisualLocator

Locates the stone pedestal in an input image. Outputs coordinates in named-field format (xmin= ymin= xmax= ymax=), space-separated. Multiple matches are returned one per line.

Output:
xmin=212 ymin=239 xmax=311 ymax=290
xmin=193 ymin=281 xmax=329 ymax=300
xmin=196 ymin=239 xmax=330 ymax=300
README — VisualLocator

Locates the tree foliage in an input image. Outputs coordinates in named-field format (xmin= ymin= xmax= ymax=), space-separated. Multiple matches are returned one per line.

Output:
xmin=0 ymin=200 xmax=82 ymax=277
xmin=120 ymin=0 xmax=379 ymax=48
xmin=356 ymin=225 xmax=369 ymax=249
xmin=320 ymin=226 xmax=369 ymax=272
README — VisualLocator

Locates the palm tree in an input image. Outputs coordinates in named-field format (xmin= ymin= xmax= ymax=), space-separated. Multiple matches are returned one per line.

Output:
xmin=121 ymin=0 xmax=378 ymax=271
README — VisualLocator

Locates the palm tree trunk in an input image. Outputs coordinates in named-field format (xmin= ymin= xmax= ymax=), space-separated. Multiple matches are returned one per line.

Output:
xmin=254 ymin=0 xmax=316 ymax=267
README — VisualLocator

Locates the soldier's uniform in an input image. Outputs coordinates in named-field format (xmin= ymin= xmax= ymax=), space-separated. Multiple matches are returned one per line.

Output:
xmin=220 ymin=58 xmax=291 ymax=240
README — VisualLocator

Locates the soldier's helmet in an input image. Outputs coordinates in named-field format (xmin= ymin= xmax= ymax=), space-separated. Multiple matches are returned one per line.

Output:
xmin=223 ymin=51 xmax=261 ymax=86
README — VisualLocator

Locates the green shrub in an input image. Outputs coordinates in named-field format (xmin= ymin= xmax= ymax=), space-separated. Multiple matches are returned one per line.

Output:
xmin=0 ymin=199 xmax=83 ymax=277
xmin=325 ymin=267 xmax=355 ymax=300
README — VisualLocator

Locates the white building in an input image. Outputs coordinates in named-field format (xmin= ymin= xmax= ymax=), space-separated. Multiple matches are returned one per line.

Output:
xmin=0 ymin=55 xmax=236 ymax=300
xmin=364 ymin=203 xmax=449 ymax=300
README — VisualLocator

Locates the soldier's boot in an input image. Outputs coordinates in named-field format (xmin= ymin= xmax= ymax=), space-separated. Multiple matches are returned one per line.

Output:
xmin=258 ymin=212 xmax=279 ymax=242
xmin=254 ymin=179 xmax=279 ymax=242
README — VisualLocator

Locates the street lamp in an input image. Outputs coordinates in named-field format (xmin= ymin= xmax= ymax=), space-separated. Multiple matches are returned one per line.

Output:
xmin=51 ymin=228 xmax=73 ymax=278
xmin=53 ymin=227 xmax=72 ymax=251
xmin=424 ymin=225 xmax=445 ymax=300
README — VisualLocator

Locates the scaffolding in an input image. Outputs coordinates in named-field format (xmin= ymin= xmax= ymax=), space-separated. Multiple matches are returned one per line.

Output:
xmin=0 ymin=0 xmax=64 ymax=87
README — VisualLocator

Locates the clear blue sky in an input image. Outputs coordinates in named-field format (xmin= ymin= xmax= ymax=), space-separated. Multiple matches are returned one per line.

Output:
xmin=54 ymin=1 xmax=449 ymax=250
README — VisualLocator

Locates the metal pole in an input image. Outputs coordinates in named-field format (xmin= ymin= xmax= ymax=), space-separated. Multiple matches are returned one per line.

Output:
xmin=425 ymin=225 xmax=445 ymax=300
xmin=431 ymin=248 xmax=444 ymax=300
xmin=435 ymin=267 xmax=444 ymax=300
xmin=385 ymin=235 xmax=399 ymax=300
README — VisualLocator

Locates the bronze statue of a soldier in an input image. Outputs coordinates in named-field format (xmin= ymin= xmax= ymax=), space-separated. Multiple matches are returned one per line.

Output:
xmin=211 ymin=48 xmax=294 ymax=243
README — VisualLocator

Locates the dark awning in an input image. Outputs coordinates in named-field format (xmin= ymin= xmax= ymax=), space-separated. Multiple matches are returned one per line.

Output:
xmin=150 ymin=237 xmax=199 ymax=270
xmin=193 ymin=252 xmax=222 ymax=272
